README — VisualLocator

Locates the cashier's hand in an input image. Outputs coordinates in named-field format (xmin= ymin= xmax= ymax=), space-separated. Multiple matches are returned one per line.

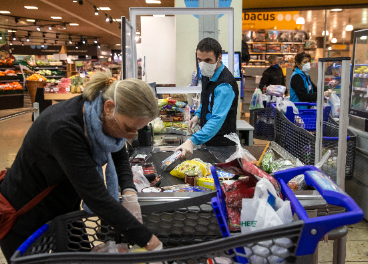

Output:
xmin=188 ymin=116 xmax=199 ymax=133
xmin=176 ymin=139 xmax=195 ymax=159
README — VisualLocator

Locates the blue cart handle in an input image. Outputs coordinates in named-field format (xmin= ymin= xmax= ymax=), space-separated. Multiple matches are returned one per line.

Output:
xmin=16 ymin=224 xmax=49 ymax=255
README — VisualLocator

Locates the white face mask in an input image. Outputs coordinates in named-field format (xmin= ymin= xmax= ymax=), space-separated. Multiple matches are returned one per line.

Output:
xmin=199 ymin=61 xmax=217 ymax=77
xmin=302 ymin=62 xmax=311 ymax=72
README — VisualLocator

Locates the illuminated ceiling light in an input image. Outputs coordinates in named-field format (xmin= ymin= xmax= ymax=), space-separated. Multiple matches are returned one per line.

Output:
xmin=346 ymin=18 xmax=353 ymax=31
xmin=331 ymin=9 xmax=342 ymax=11
xmin=361 ymin=36 xmax=367 ymax=40
xmin=10 ymin=41 xmax=12 ymax=45
xmin=136 ymin=32 xmax=140 ymax=35
xmin=94 ymin=38 xmax=98 ymax=43
xmin=27 ymin=19 xmax=35 ymax=22
xmin=296 ymin=16 xmax=305 ymax=24
xmin=8 ymin=30 xmax=17 ymax=32
xmin=346 ymin=24 xmax=354 ymax=31
xmin=22 ymin=42 xmax=24 ymax=46
xmin=322 ymin=30 xmax=329 ymax=36
xmin=114 ymin=18 xmax=121 ymax=22
xmin=105 ymin=14 xmax=109 ymax=22
xmin=94 ymin=6 xmax=98 ymax=15
xmin=331 ymin=38 xmax=337 ymax=43
xmin=0 ymin=36 xmax=2 ymax=40
xmin=99 ymin=7 xmax=111 ymax=10
xmin=70 ymin=23 xmax=79 ymax=26
xmin=146 ymin=0 xmax=161 ymax=3
xmin=26 ymin=37 xmax=30 ymax=42
xmin=328 ymin=47 xmax=332 ymax=50
xmin=0 ymin=11 xmax=11 ymax=14
xmin=110 ymin=53 xmax=112 ymax=56
xmin=37 ymin=27 xmax=41 ymax=31
xmin=51 ymin=16 xmax=62 ymax=19
xmin=135 ymin=36 xmax=139 ymax=41
xmin=49 ymin=26 xmax=52 ymax=30
xmin=76 ymin=43 xmax=78 ymax=49
xmin=73 ymin=0 xmax=77 ymax=2
xmin=24 ymin=6 xmax=38 ymax=9
xmin=153 ymin=15 xmax=165 ymax=17
xmin=97 ymin=45 xmax=101 ymax=49
xmin=116 ymin=44 xmax=121 ymax=46
xmin=69 ymin=40 xmax=72 ymax=44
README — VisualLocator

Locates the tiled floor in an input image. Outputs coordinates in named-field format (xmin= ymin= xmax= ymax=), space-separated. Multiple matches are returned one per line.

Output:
xmin=0 ymin=95 xmax=367 ymax=263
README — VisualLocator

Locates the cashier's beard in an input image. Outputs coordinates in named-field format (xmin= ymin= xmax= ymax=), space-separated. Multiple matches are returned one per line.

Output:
xmin=101 ymin=113 xmax=138 ymax=140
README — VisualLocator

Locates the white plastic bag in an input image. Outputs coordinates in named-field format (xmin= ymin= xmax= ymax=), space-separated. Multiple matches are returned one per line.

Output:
xmin=150 ymin=117 xmax=165 ymax=134
xmin=132 ymin=165 xmax=150 ymax=192
xmin=249 ymin=88 xmax=264 ymax=110
xmin=276 ymin=97 xmax=299 ymax=115
xmin=266 ymin=85 xmax=286 ymax=97
xmin=224 ymin=133 xmax=257 ymax=163
xmin=241 ymin=178 xmax=293 ymax=233
xmin=328 ymin=92 xmax=340 ymax=118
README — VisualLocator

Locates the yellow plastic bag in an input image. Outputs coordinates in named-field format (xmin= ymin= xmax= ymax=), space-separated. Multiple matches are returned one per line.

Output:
xmin=170 ymin=159 xmax=209 ymax=179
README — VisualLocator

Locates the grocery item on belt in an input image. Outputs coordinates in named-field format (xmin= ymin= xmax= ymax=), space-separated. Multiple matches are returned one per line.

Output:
xmin=160 ymin=150 xmax=183 ymax=171
xmin=170 ymin=158 xmax=210 ymax=179
xmin=196 ymin=177 xmax=216 ymax=191
xmin=141 ymin=187 xmax=163 ymax=193
xmin=161 ymin=184 xmax=191 ymax=191
xmin=164 ymin=186 xmax=212 ymax=193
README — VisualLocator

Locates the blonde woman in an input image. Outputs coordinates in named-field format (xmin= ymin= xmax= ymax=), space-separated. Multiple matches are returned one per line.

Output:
xmin=0 ymin=72 xmax=161 ymax=262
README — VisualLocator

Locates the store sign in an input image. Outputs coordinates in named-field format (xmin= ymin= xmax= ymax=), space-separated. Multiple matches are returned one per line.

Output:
xmin=11 ymin=45 xmax=98 ymax=56
xmin=242 ymin=11 xmax=301 ymax=30
xmin=330 ymin=45 xmax=348 ymax=50
xmin=184 ymin=0 xmax=232 ymax=18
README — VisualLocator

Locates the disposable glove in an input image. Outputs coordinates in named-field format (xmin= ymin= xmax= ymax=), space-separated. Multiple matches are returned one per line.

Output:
xmin=188 ymin=116 xmax=200 ymax=133
xmin=145 ymin=235 xmax=163 ymax=251
xmin=121 ymin=194 xmax=142 ymax=223
xmin=176 ymin=139 xmax=195 ymax=159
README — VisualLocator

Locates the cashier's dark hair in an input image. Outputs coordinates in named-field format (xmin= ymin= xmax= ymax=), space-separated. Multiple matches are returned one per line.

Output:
xmin=83 ymin=71 xmax=159 ymax=119
xmin=293 ymin=52 xmax=311 ymax=71
xmin=197 ymin=37 xmax=222 ymax=60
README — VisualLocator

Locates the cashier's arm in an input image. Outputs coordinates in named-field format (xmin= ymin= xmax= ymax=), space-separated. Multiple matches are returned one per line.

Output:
xmin=190 ymin=84 xmax=235 ymax=146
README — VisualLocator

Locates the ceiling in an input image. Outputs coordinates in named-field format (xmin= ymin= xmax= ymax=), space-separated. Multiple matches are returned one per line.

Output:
xmin=0 ymin=0 xmax=175 ymax=48
xmin=301 ymin=8 xmax=368 ymax=44
xmin=242 ymin=0 xmax=368 ymax=9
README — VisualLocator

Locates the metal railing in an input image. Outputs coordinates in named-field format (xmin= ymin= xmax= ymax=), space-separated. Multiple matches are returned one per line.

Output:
xmin=0 ymin=102 xmax=39 ymax=122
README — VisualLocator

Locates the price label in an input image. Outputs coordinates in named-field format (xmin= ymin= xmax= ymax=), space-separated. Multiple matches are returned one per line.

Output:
xmin=81 ymin=87 xmax=84 ymax=92
xmin=44 ymin=88 xmax=50 ymax=93
xmin=39 ymin=78 xmax=43 ymax=82
xmin=54 ymin=88 xmax=59 ymax=92
xmin=66 ymin=87 xmax=70 ymax=92
xmin=80 ymin=73 xmax=85 ymax=78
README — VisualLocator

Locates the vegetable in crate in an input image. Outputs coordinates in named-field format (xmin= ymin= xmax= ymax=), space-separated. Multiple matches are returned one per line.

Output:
xmin=261 ymin=149 xmax=275 ymax=173
xmin=270 ymin=159 xmax=295 ymax=172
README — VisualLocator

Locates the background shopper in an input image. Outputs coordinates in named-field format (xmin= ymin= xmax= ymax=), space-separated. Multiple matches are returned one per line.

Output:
xmin=0 ymin=73 xmax=161 ymax=262
xmin=259 ymin=55 xmax=286 ymax=93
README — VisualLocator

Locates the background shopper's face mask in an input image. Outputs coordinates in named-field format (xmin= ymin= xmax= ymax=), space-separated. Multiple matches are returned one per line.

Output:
xmin=302 ymin=62 xmax=311 ymax=72
xmin=199 ymin=60 xmax=217 ymax=77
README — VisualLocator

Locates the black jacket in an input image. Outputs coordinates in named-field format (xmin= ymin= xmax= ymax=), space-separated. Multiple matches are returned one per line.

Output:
xmin=290 ymin=73 xmax=317 ymax=102
xmin=0 ymin=95 xmax=152 ymax=246
xmin=200 ymin=66 xmax=239 ymax=146
xmin=259 ymin=66 xmax=286 ymax=92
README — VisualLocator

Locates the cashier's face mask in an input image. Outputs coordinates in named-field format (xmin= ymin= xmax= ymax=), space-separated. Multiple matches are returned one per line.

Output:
xmin=302 ymin=62 xmax=311 ymax=72
xmin=199 ymin=61 xmax=218 ymax=78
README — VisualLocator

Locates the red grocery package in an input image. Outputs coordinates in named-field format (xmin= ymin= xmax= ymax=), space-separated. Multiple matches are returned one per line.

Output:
xmin=227 ymin=207 xmax=241 ymax=231
xmin=226 ymin=187 xmax=255 ymax=208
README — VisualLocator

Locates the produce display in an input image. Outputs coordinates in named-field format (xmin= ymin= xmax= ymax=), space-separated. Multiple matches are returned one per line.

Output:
xmin=70 ymin=76 xmax=86 ymax=94
xmin=0 ymin=58 xmax=13 ymax=66
xmin=158 ymin=98 xmax=187 ymax=122
xmin=0 ymin=69 xmax=16 ymax=76
xmin=0 ymin=82 xmax=22 ymax=91
xmin=26 ymin=74 xmax=47 ymax=82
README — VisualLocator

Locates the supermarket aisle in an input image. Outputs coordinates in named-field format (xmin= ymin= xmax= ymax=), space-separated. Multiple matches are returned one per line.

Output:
xmin=0 ymin=110 xmax=367 ymax=263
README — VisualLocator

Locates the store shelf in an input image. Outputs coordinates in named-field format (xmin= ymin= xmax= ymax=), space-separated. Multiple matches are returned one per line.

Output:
xmin=0 ymin=76 xmax=21 ymax=81
xmin=0 ymin=65 xmax=16 ymax=69
xmin=156 ymin=86 xmax=201 ymax=94
xmin=34 ymin=66 xmax=66 ymax=70
xmin=354 ymin=73 xmax=368 ymax=78
xmin=0 ymin=79 xmax=21 ymax=82
xmin=353 ymin=87 xmax=367 ymax=92
xmin=250 ymin=52 xmax=297 ymax=55
xmin=43 ymin=75 xmax=67 ymax=78
xmin=44 ymin=93 xmax=81 ymax=100
xmin=248 ymin=42 xmax=305 ymax=45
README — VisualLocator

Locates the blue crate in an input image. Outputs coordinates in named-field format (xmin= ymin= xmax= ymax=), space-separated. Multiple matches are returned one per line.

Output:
xmin=271 ymin=103 xmax=331 ymax=131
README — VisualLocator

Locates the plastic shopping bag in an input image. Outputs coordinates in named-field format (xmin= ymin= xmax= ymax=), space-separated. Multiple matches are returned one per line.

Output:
xmin=224 ymin=133 xmax=257 ymax=164
xmin=241 ymin=178 xmax=293 ymax=233
xmin=276 ymin=97 xmax=299 ymax=115
xmin=132 ymin=165 xmax=150 ymax=192
xmin=266 ymin=85 xmax=286 ymax=97
xmin=328 ymin=92 xmax=340 ymax=118
xmin=150 ymin=117 xmax=165 ymax=134
xmin=249 ymin=88 xmax=264 ymax=110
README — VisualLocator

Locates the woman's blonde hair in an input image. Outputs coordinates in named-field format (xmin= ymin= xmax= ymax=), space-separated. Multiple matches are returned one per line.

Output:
xmin=83 ymin=71 xmax=159 ymax=119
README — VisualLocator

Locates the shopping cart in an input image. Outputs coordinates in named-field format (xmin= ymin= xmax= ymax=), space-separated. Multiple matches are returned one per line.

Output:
xmin=210 ymin=165 xmax=363 ymax=264
xmin=11 ymin=165 xmax=363 ymax=264
xmin=249 ymin=107 xmax=275 ymax=141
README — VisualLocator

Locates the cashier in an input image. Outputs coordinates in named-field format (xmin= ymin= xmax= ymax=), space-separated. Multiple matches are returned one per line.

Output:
xmin=290 ymin=52 xmax=331 ymax=108
xmin=0 ymin=73 xmax=162 ymax=262
xmin=177 ymin=38 xmax=239 ymax=158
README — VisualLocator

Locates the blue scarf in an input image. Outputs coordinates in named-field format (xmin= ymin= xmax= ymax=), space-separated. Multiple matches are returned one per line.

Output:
xmin=271 ymin=64 xmax=279 ymax=69
xmin=82 ymin=94 xmax=126 ymax=214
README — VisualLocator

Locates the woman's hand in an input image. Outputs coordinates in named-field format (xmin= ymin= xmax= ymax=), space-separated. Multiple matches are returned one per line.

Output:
xmin=145 ymin=234 xmax=162 ymax=251
xmin=121 ymin=191 xmax=142 ymax=223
